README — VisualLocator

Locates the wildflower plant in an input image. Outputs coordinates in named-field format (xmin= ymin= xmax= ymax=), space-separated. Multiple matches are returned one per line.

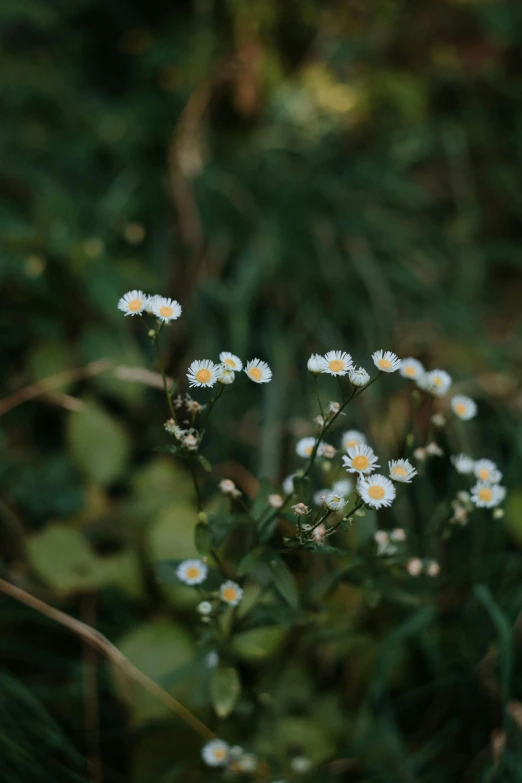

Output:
xmin=115 ymin=293 xmax=509 ymax=780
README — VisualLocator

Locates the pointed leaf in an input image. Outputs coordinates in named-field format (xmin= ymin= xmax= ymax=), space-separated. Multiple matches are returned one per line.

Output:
xmin=210 ymin=666 xmax=241 ymax=718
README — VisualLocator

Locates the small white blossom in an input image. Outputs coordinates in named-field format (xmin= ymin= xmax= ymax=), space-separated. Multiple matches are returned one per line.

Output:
xmin=324 ymin=492 xmax=346 ymax=511
xmin=451 ymin=454 xmax=475 ymax=475
xmin=292 ymin=502 xmax=310 ymax=516
xmin=358 ymin=474 xmax=396 ymax=509
xmin=322 ymin=351 xmax=353 ymax=376
xmin=349 ymin=366 xmax=370 ymax=386
xmin=219 ymin=351 xmax=243 ymax=371
xmin=268 ymin=493 xmax=284 ymax=508
xmin=117 ymin=289 xmax=147 ymax=316
xmin=244 ymin=358 xmax=272 ymax=384
xmin=220 ymin=580 xmax=244 ymax=606
xmin=406 ymin=557 xmax=423 ymax=576
xmin=307 ymin=353 xmax=327 ymax=375
xmin=388 ymin=458 xmax=418 ymax=483
xmin=176 ymin=559 xmax=208 ymax=585
xmin=197 ymin=601 xmax=213 ymax=615
xmin=451 ymin=395 xmax=477 ymax=421
xmin=201 ymin=739 xmax=229 ymax=767
xmin=332 ymin=478 xmax=353 ymax=495
xmin=296 ymin=437 xmax=317 ymax=458
xmin=372 ymin=350 xmax=401 ymax=373
xmin=425 ymin=559 xmax=440 ymax=577
xmin=418 ymin=369 xmax=452 ymax=397
xmin=341 ymin=430 xmax=367 ymax=450
xmin=187 ymin=359 xmax=219 ymax=388
xmin=471 ymin=482 xmax=506 ymax=509
xmin=217 ymin=365 xmax=235 ymax=385
xmin=150 ymin=296 xmax=182 ymax=323
xmin=342 ymin=444 xmax=380 ymax=475
xmin=474 ymin=459 xmax=502 ymax=484
xmin=390 ymin=528 xmax=407 ymax=542
xmin=400 ymin=357 xmax=424 ymax=380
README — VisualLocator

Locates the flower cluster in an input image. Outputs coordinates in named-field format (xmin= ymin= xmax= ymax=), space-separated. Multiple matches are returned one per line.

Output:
xmin=176 ymin=560 xmax=244 ymax=612
xmin=451 ymin=455 xmax=506 ymax=509
xmin=118 ymin=290 xmax=182 ymax=322
xmin=201 ymin=740 xmax=257 ymax=772
xmin=187 ymin=353 xmax=272 ymax=388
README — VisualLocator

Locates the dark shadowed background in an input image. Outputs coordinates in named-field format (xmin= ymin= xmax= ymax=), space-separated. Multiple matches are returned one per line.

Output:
xmin=1 ymin=1 xmax=522 ymax=781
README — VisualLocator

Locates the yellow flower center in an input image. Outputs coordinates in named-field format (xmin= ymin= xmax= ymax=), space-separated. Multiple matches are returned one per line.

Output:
xmin=478 ymin=488 xmax=493 ymax=502
xmin=368 ymin=485 xmax=385 ymax=500
xmin=128 ymin=298 xmax=142 ymax=311
xmin=186 ymin=567 xmax=200 ymax=580
xmin=196 ymin=368 xmax=212 ymax=384
xmin=224 ymin=358 xmax=236 ymax=368
xmin=222 ymin=587 xmax=238 ymax=603
xmin=433 ymin=376 xmax=443 ymax=386
xmin=305 ymin=446 xmax=313 ymax=456
xmin=214 ymin=748 xmax=227 ymax=761
xmin=455 ymin=403 xmax=467 ymax=416
xmin=378 ymin=358 xmax=391 ymax=370
xmin=346 ymin=439 xmax=360 ymax=449
xmin=404 ymin=366 xmax=417 ymax=378
xmin=249 ymin=367 xmax=262 ymax=381
xmin=329 ymin=359 xmax=344 ymax=372
xmin=159 ymin=305 xmax=173 ymax=318
xmin=478 ymin=468 xmax=489 ymax=481
xmin=352 ymin=455 xmax=369 ymax=470
xmin=392 ymin=466 xmax=408 ymax=477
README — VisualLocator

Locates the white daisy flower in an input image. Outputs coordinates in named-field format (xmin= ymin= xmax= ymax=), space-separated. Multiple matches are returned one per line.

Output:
xmin=268 ymin=493 xmax=284 ymax=508
xmin=425 ymin=559 xmax=440 ymax=577
xmin=451 ymin=453 xmax=475 ymax=475
xmin=117 ymin=289 xmax=147 ymax=316
xmin=219 ymin=351 xmax=243 ymax=372
xmin=358 ymin=474 xmax=396 ymax=509
xmin=324 ymin=492 xmax=346 ymax=511
xmin=406 ymin=557 xmax=423 ymax=576
xmin=282 ymin=474 xmax=296 ymax=495
xmin=400 ymin=357 xmax=424 ymax=380
xmin=244 ymin=358 xmax=272 ymax=384
xmin=390 ymin=528 xmax=407 ymax=542
xmin=471 ymin=482 xmax=506 ymax=508
xmin=307 ymin=354 xmax=327 ymax=375
xmin=342 ymin=430 xmax=367 ymax=451
xmin=349 ymin=366 xmax=370 ymax=386
xmin=220 ymin=580 xmax=244 ymax=606
xmin=197 ymin=601 xmax=213 ymax=615
xmin=313 ymin=488 xmax=330 ymax=506
xmin=372 ymin=350 xmax=401 ymax=373
xmin=342 ymin=444 xmax=380 ymax=475
xmin=296 ymin=437 xmax=317 ymax=459
xmin=451 ymin=395 xmax=477 ymax=421
xmin=332 ymin=478 xmax=353 ymax=495
xmin=187 ymin=359 xmax=219 ymax=388
xmin=150 ymin=296 xmax=182 ymax=323
xmin=202 ymin=739 xmax=230 ymax=767
xmin=418 ymin=369 xmax=452 ymax=397
xmin=388 ymin=458 xmax=418 ymax=483
xmin=474 ymin=459 xmax=502 ymax=484
xmin=322 ymin=351 xmax=353 ymax=376
xmin=176 ymin=559 xmax=208 ymax=585
xmin=217 ymin=365 xmax=235 ymax=385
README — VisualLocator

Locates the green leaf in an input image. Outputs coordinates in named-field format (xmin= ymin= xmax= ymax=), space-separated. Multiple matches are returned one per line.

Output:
xmin=197 ymin=455 xmax=212 ymax=473
xmin=67 ymin=400 xmax=130 ymax=486
xmin=210 ymin=666 xmax=241 ymax=718
xmin=154 ymin=444 xmax=180 ymax=456
xmin=269 ymin=557 xmax=299 ymax=609
xmin=194 ymin=522 xmax=212 ymax=556
xmin=232 ymin=626 xmax=286 ymax=662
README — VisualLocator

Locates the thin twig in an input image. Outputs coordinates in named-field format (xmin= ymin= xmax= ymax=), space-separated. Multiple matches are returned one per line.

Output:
xmin=0 ymin=579 xmax=215 ymax=741
xmin=82 ymin=593 xmax=103 ymax=783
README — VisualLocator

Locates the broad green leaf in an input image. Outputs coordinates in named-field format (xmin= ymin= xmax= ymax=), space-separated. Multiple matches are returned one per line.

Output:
xmin=113 ymin=619 xmax=194 ymax=724
xmin=27 ymin=525 xmax=101 ymax=595
xmin=210 ymin=666 xmax=241 ymax=718
xmin=268 ymin=557 xmax=299 ymax=609
xmin=67 ymin=400 xmax=130 ymax=486
xmin=232 ymin=626 xmax=286 ymax=662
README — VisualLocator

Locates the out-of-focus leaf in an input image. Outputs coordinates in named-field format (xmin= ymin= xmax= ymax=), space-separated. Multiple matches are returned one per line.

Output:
xmin=268 ymin=556 xmax=299 ymax=609
xmin=210 ymin=666 xmax=241 ymax=718
xmin=67 ymin=400 xmax=130 ymax=486
xmin=232 ymin=626 xmax=286 ymax=662
xmin=197 ymin=455 xmax=212 ymax=472
xmin=113 ymin=619 xmax=194 ymax=724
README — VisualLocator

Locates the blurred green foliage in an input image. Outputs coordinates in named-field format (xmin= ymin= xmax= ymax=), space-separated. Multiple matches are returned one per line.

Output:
xmin=1 ymin=0 xmax=522 ymax=781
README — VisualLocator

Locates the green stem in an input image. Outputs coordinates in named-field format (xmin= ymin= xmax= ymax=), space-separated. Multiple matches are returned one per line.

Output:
xmin=189 ymin=461 xmax=202 ymax=512
xmin=155 ymin=329 xmax=176 ymax=422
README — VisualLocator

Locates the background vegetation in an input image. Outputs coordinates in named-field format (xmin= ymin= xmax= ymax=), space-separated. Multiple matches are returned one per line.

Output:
xmin=1 ymin=0 xmax=522 ymax=781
